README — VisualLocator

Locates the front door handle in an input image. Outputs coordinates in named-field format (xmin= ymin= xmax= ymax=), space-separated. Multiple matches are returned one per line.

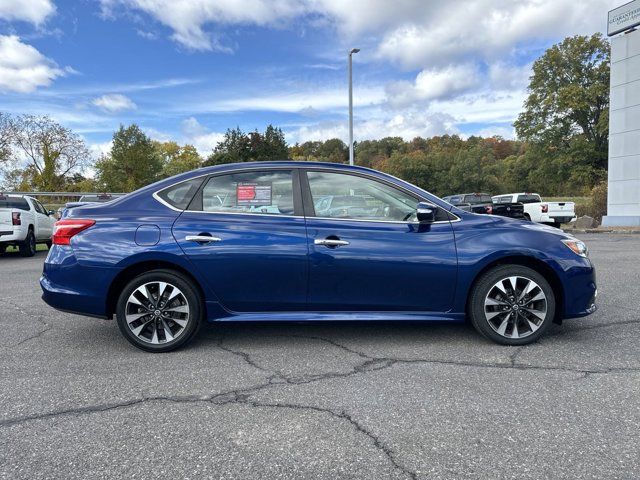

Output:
xmin=314 ymin=238 xmax=350 ymax=248
xmin=185 ymin=235 xmax=222 ymax=244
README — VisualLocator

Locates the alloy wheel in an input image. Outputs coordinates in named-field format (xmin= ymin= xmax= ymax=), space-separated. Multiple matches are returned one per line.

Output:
xmin=483 ymin=276 xmax=547 ymax=339
xmin=125 ymin=281 xmax=190 ymax=344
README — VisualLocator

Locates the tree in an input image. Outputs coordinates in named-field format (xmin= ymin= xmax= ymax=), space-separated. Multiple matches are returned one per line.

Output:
xmin=514 ymin=34 xmax=610 ymax=175
xmin=317 ymin=138 xmax=348 ymax=163
xmin=10 ymin=115 xmax=89 ymax=191
xmin=95 ymin=124 xmax=162 ymax=192
xmin=206 ymin=127 xmax=250 ymax=165
xmin=0 ymin=112 xmax=13 ymax=165
xmin=154 ymin=141 xmax=202 ymax=178
xmin=204 ymin=124 xmax=289 ymax=166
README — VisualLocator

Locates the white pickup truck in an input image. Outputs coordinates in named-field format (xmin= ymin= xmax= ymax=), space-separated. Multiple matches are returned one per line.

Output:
xmin=492 ymin=193 xmax=576 ymax=227
xmin=0 ymin=194 xmax=55 ymax=256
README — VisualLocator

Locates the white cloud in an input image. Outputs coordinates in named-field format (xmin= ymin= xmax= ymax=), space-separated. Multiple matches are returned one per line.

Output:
xmin=101 ymin=0 xmax=617 ymax=56
xmin=180 ymin=117 xmax=224 ymax=154
xmin=0 ymin=35 xmax=68 ymax=93
xmin=188 ymin=86 xmax=385 ymax=114
xmin=0 ymin=0 xmax=55 ymax=26
xmin=290 ymin=111 xmax=458 ymax=144
xmin=100 ymin=0 xmax=305 ymax=51
xmin=88 ymin=140 xmax=113 ymax=159
xmin=477 ymin=125 xmax=516 ymax=139
xmin=386 ymin=64 xmax=480 ymax=109
xmin=91 ymin=93 xmax=137 ymax=113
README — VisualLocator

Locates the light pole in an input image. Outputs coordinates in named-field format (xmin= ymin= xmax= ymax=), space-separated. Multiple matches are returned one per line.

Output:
xmin=348 ymin=48 xmax=360 ymax=166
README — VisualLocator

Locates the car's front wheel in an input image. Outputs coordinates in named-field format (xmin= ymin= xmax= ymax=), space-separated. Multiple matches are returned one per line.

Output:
xmin=469 ymin=265 xmax=555 ymax=345
xmin=115 ymin=270 xmax=203 ymax=352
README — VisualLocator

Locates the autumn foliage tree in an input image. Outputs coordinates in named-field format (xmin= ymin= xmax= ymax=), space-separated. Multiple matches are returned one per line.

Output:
xmin=9 ymin=115 xmax=89 ymax=191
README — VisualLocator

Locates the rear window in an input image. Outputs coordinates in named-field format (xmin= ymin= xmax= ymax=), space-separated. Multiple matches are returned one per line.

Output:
xmin=156 ymin=178 xmax=204 ymax=210
xmin=517 ymin=194 xmax=541 ymax=204
xmin=464 ymin=194 xmax=492 ymax=204
xmin=0 ymin=196 xmax=30 ymax=211
xmin=79 ymin=194 xmax=117 ymax=203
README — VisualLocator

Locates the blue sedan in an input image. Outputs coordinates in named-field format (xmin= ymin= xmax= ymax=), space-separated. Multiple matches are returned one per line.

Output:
xmin=40 ymin=162 xmax=597 ymax=352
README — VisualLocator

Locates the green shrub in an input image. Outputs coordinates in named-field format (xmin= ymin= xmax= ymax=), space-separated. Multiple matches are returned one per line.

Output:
xmin=589 ymin=181 xmax=607 ymax=221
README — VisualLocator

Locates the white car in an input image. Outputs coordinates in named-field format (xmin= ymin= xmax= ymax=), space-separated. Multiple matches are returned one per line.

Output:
xmin=0 ymin=194 xmax=55 ymax=256
xmin=492 ymin=193 xmax=576 ymax=227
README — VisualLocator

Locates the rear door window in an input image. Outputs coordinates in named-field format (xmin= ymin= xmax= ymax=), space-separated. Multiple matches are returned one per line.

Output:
xmin=199 ymin=170 xmax=296 ymax=216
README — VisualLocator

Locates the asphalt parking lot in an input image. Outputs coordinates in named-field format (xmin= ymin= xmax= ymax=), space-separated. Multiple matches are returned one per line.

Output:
xmin=1 ymin=233 xmax=639 ymax=479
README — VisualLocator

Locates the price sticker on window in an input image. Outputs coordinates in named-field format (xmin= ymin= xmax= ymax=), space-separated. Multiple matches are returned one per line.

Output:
xmin=236 ymin=182 xmax=272 ymax=206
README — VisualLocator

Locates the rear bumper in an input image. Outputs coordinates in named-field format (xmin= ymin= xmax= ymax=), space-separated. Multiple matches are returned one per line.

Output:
xmin=550 ymin=216 xmax=574 ymax=224
xmin=40 ymin=274 xmax=110 ymax=319
xmin=40 ymin=246 xmax=117 ymax=318
xmin=0 ymin=228 xmax=26 ymax=243
xmin=539 ymin=214 xmax=575 ymax=224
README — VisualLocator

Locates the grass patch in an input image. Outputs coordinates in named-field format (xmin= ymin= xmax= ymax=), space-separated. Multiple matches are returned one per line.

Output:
xmin=2 ymin=243 xmax=49 ymax=253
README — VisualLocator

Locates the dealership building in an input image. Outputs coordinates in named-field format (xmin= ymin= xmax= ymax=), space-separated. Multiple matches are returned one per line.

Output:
xmin=603 ymin=0 xmax=640 ymax=226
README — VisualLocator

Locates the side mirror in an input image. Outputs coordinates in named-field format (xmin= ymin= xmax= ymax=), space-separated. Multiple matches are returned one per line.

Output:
xmin=48 ymin=210 xmax=55 ymax=216
xmin=416 ymin=202 xmax=437 ymax=223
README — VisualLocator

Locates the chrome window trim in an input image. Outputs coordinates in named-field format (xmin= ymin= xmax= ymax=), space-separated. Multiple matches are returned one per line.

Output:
xmin=152 ymin=165 xmax=461 ymax=224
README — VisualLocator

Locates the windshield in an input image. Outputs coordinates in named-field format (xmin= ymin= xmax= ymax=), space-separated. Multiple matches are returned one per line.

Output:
xmin=331 ymin=196 xmax=367 ymax=207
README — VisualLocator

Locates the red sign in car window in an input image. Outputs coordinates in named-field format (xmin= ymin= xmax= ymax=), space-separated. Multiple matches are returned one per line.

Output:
xmin=236 ymin=183 xmax=272 ymax=206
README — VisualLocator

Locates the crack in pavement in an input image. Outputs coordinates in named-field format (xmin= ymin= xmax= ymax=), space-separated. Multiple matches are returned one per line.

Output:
xmin=236 ymin=399 xmax=418 ymax=480
xmin=4 ymin=333 xmax=640 ymax=478
xmin=0 ymin=379 xmax=417 ymax=480
xmin=4 ymin=299 xmax=52 ymax=348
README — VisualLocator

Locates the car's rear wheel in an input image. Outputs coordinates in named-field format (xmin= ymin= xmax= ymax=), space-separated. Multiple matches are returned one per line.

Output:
xmin=19 ymin=229 xmax=36 ymax=257
xmin=115 ymin=270 xmax=202 ymax=352
xmin=469 ymin=265 xmax=555 ymax=345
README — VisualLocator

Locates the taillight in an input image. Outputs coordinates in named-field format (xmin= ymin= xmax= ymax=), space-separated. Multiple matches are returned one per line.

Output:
xmin=541 ymin=204 xmax=548 ymax=213
xmin=12 ymin=212 xmax=21 ymax=225
xmin=485 ymin=206 xmax=493 ymax=214
xmin=52 ymin=219 xmax=95 ymax=246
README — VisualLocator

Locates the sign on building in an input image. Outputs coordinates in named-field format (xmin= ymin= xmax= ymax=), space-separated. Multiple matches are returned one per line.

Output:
xmin=608 ymin=0 xmax=640 ymax=36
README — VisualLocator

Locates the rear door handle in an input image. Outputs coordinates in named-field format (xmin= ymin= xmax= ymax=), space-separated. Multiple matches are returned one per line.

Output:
xmin=314 ymin=238 xmax=350 ymax=247
xmin=185 ymin=235 xmax=222 ymax=244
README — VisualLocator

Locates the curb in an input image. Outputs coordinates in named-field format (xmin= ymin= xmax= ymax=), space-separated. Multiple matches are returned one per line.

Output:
xmin=563 ymin=228 xmax=640 ymax=234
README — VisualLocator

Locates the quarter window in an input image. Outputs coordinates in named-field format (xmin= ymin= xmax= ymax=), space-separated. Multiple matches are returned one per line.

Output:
xmin=307 ymin=171 xmax=421 ymax=222
xmin=157 ymin=178 xmax=203 ymax=210
xmin=201 ymin=170 xmax=295 ymax=216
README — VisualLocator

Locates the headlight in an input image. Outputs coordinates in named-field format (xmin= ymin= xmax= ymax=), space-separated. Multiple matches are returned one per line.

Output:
xmin=562 ymin=239 xmax=588 ymax=258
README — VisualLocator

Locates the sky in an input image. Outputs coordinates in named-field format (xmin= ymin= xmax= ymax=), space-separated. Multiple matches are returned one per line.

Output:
xmin=0 ymin=0 xmax=619 ymax=160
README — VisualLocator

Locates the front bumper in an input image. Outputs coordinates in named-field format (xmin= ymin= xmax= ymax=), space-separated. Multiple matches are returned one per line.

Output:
xmin=562 ymin=260 xmax=597 ymax=319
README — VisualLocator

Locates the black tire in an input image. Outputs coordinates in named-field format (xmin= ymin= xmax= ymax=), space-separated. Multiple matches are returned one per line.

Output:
xmin=19 ymin=229 xmax=37 ymax=257
xmin=523 ymin=213 xmax=531 ymax=221
xmin=468 ymin=265 xmax=555 ymax=345
xmin=45 ymin=240 xmax=52 ymax=249
xmin=115 ymin=269 xmax=203 ymax=352
xmin=0 ymin=244 xmax=6 ymax=254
